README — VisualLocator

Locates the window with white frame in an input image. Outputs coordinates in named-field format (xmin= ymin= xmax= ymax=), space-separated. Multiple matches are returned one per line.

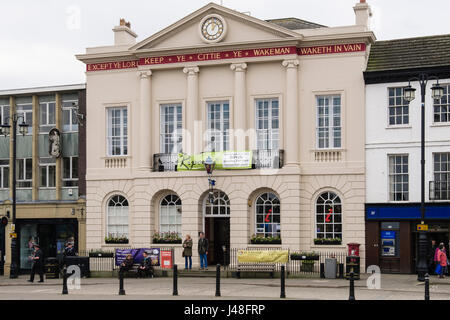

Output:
xmin=17 ymin=158 xmax=32 ymax=188
xmin=255 ymin=98 xmax=279 ymax=150
xmin=62 ymin=100 xmax=79 ymax=132
xmin=255 ymin=192 xmax=280 ymax=238
xmin=316 ymin=191 xmax=342 ymax=239
xmin=107 ymin=107 xmax=127 ymax=156
xmin=39 ymin=101 xmax=56 ymax=133
xmin=16 ymin=104 xmax=33 ymax=134
xmin=206 ymin=101 xmax=229 ymax=152
xmin=434 ymin=84 xmax=450 ymax=123
xmin=0 ymin=160 xmax=9 ymax=189
xmin=39 ymin=158 xmax=56 ymax=188
xmin=0 ymin=104 xmax=10 ymax=125
xmin=204 ymin=190 xmax=230 ymax=216
xmin=160 ymin=104 xmax=182 ymax=154
xmin=62 ymin=156 xmax=78 ymax=187
xmin=388 ymin=87 xmax=409 ymax=125
xmin=433 ymin=153 xmax=450 ymax=200
xmin=316 ymin=95 xmax=341 ymax=149
xmin=107 ymin=195 xmax=129 ymax=239
xmin=388 ymin=155 xmax=409 ymax=201
xmin=159 ymin=194 xmax=182 ymax=236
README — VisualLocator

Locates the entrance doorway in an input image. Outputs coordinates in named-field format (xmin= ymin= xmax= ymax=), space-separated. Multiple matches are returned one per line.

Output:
xmin=203 ymin=190 xmax=230 ymax=266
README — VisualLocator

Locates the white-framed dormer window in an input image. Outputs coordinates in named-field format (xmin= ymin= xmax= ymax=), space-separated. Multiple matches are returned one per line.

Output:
xmin=388 ymin=87 xmax=409 ymax=126
xmin=107 ymin=107 xmax=127 ymax=156
xmin=316 ymin=95 xmax=341 ymax=149
xmin=16 ymin=104 xmax=33 ymax=135
xmin=39 ymin=100 xmax=56 ymax=133
xmin=62 ymin=156 xmax=78 ymax=187
xmin=17 ymin=158 xmax=32 ymax=188
xmin=388 ymin=154 xmax=409 ymax=201
xmin=434 ymin=84 xmax=450 ymax=123
xmin=160 ymin=104 xmax=182 ymax=154
xmin=39 ymin=158 xmax=56 ymax=188
xmin=206 ymin=101 xmax=230 ymax=152
xmin=255 ymin=98 xmax=279 ymax=150
xmin=62 ymin=100 xmax=79 ymax=132
xmin=0 ymin=159 xmax=9 ymax=189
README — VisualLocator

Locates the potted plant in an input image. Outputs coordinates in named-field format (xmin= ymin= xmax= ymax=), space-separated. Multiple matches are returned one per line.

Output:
xmin=152 ymin=232 xmax=182 ymax=244
xmin=290 ymin=251 xmax=320 ymax=261
xmin=250 ymin=234 xmax=282 ymax=245
xmin=105 ymin=234 xmax=129 ymax=244
xmin=88 ymin=249 xmax=114 ymax=258
xmin=313 ymin=238 xmax=342 ymax=245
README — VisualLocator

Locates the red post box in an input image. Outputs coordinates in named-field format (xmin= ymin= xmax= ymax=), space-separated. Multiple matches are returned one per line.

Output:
xmin=347 ymin=243 xmax=360 ymax=257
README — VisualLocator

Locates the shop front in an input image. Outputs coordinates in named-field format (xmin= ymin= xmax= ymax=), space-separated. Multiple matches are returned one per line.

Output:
xmin=365 ymin=203 xmax=450 ymax=274
xmin=16 ymin=218 xmax=78 ymax=273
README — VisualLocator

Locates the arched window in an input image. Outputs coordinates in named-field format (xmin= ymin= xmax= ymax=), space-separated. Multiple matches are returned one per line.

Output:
xmin=316 ymin=192 xmax=342 ymax=239
xmin=160 ymin=194 xmax=182 ymax=236
xmin=255 ymin=192 xmax=280 ymax=237
xmin=204 ymin=190 xmax=230 ymax=216
xmin=107 ymin=195 xmax=129 ymax=238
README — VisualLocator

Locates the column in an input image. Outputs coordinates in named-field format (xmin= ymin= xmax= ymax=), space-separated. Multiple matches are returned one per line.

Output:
xmin=31 ymin=95 xmax=38 ymax=200
xmin=138 ymin=70 xmax=152 ymax=169
xmin=282 ymin=59 xmax=300 ymax=166
xmin=183 ymin=66 xmax=199 ymax=155
xmin=55 ymin=93 xmax=61 ymax=200
xmin=8 ymin=97 xmax=14 ymax=199
xmin=230 ymin=63 xmax=247 ymax=150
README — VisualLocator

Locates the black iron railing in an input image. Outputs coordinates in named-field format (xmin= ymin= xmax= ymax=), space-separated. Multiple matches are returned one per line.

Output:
xmin=252 ymin=149 xmax=284 ymax=169
xmin=430 ymin=181 xmax=450 ymax=200
xmin=153 ymin=153 xmax=178 ymax=172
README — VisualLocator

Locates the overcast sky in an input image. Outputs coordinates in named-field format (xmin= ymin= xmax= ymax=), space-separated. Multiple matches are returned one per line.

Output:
xmin=1 ymin=0 xmax=449 ymax=90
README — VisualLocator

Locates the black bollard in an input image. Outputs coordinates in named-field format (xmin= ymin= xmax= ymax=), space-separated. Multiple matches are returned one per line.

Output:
xmin=280 ymin=265 xmax=286 ymax=298
xmin=119 ymin=270 xmax=125 ymax=295
xmin=425 ymin=273 xmax=430 ymax=300
xmin=173 ymin=264 xmax=178 ymax=296
xmin=62 ymin=267 xmax=68 ymax=295
xmin=215 ymin=264 xmax=221 ymax=297
xmin=349 ymin=271 xmax=355 ymax=300
xmin=320 ymin=263 xmax=325 ymax=278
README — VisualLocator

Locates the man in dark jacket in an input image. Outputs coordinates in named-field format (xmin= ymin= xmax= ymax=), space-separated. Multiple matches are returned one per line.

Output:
xmin=198 ymin=232 xmax=209 ymax=270
xmin=28 ymin=243 xmax=44 ymax=283
xmin=137 ymin=251 xmax=154 ymax=278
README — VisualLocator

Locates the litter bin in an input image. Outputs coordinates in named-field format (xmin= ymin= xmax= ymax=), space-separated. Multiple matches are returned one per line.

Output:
xmin=44 ymin=257 xmax=60 ymax=279
xmin=345 ymin=256 xmax=360 ymax=280
xmin=325 ymin=258 xmax=337 ymax=279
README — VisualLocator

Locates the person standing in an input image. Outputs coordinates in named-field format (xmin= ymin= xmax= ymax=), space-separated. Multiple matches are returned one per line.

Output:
xmin=198 ymin=232 xmax=209 ymax=270
xmin=28 ymin=244 xmax=44 ymax=283
xmin=430 ymin=240 xmax=438 ymax=274
xmin=183 ymin=234 xmax=193 ymax=270
xmin=437 ymin=244 xmax=448 ymax=279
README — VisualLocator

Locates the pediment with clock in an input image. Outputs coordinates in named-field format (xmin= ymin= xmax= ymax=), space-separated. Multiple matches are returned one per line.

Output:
xmin=131 ymin=3 xmax=300 ymax=51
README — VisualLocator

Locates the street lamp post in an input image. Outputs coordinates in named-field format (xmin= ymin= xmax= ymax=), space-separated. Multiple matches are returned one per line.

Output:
xmin=403 ymin=74 xmax=444 ymax=282
xmin=1 ymin=114 xmax=29 ymax=278
xmin=204 ymin=156 xmax=216 ymax=204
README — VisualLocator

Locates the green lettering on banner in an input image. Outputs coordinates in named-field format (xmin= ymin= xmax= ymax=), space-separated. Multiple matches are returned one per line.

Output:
xmin=177 ymin=151 xmax=252 ymax=171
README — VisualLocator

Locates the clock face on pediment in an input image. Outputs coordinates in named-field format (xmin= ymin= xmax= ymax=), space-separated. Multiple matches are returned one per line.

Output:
xmin=199 ymin=14 xmax=227 ymax=43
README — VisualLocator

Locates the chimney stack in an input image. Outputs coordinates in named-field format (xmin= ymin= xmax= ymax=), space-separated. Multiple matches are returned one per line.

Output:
xmin=113 ymin=18 xmax=137 ymax=46
xmin=353 ymin=0 xmax=372 ymax=30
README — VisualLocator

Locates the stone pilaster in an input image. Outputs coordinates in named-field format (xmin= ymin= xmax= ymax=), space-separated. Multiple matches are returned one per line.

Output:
xmin=230 ymin=63 xmax=247 ymax=150
xmin=183 ymin=66 xmax=200 ymax=155
xmin=137 ymin=70 xmax=152 ymax=169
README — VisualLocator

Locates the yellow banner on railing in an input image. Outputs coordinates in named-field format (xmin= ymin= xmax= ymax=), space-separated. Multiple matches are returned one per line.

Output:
xmin=237 ymin=250 xmax=289 ymax=263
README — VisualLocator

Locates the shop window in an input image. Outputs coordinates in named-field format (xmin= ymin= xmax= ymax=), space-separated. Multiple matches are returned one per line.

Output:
xmin=39 ymin=158 xmax=56 ymax=188
xmin=255 ymin=192 xmax=280 ymax=238
xmin=434 ymin=84 xmax=450 ymax=123
xmin=0 ymin=159 xmax=9 ymax=189
xmin=388 ymin=154 xmax=409 ymax=201
xmin=160 ymin=104 xmax=182 ymax=154
xmin=388 ymin=87 xmax=409 ymax=126
xmin=106 ymin=195 xmax=129 ymax=238
xmin=17 ymin=158 xmax=32 ymax=188
xmin=315 ymin=191 xmax=342 ymax=239
xmin=316 ymin=95 xmax=341 ymax=149
xmin=206 ymin=101 xmax=229 ymax=152
xmin=255 ymin=98 xmax=279 ymax=150
xmin=62 ymin=156 xmax=78 ymax=187
xmin=107 ymin=107 xmax=127 ymax=156
xmin=159 ymin=194 xmax=182 ymax=237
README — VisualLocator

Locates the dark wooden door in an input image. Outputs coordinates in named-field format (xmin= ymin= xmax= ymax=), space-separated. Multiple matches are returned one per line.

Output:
xmin=365 ymin=221 xmax=380 ymax=268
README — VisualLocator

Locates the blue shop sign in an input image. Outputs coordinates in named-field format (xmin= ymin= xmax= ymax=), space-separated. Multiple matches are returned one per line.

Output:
xmin=366 ymin=205 xmax=450 ymax=220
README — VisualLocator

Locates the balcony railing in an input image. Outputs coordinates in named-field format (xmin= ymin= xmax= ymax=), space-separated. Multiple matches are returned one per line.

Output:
xmin=153 ymin=153 xmax=178 ymax=172
xmin=252 ymin=149 xmax=284 ymax=169
xmin=430 ymin=181 xmax=450 ymax=200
